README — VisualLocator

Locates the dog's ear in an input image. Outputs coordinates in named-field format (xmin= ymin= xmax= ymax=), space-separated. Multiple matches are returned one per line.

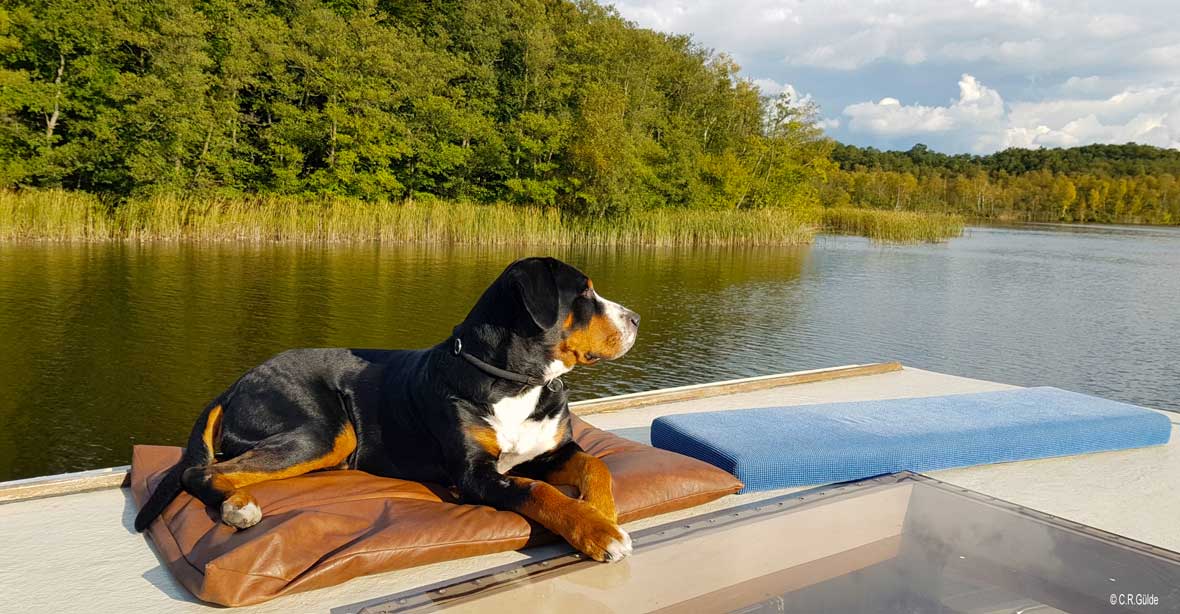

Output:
xmin=508 ymin=258 xmax=560 ymax=331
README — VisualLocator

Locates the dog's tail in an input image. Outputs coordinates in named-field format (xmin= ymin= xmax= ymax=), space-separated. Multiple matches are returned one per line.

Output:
xmin=133 ymin=403 xmax=223 ymax=532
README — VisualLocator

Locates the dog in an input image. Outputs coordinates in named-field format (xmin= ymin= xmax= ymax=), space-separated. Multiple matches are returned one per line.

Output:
xmin=133 ymin=257 xmax=640 ymax=562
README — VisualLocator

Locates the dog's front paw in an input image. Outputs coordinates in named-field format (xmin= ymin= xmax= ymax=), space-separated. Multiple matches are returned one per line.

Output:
xmin=569 ymin=514 xmax=632 ymax=563
xmin=220 ymin=492 xmax=262 ymax=530
xmin=602 ymin=526 xmax=632 ymax=562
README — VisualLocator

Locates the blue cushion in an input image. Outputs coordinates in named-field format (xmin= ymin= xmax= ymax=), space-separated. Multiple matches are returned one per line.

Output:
xmin=650 ymin=387 xmax=1172 ymax=493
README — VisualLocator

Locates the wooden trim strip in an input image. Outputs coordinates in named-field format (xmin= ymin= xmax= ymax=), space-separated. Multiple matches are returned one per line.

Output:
xmin=0 ymin=362 xmax=902 ymax=503
xmin=571 ymin=362 xmax=903 ymax=415
xmin=0 ymin=465 xmax=130 ymax=504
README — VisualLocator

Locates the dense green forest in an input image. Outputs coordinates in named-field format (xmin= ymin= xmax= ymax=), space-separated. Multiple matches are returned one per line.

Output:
xmin=0 ymin=0 xmax=830 ymax=215
xmin=1 ymin=0 xmax=1177 ymax=235
xmin=825 ymin=143 xmax=1180 ymax=225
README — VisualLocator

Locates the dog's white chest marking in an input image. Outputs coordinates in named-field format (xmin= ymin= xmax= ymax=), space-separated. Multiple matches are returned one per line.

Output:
xmin=486 ymin=386 xmax=562 ymax=474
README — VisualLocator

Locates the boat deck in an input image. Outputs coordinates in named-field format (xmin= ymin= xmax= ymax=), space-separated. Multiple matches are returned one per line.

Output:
xmin=1 ymin=365 xmax=1177 ymax=613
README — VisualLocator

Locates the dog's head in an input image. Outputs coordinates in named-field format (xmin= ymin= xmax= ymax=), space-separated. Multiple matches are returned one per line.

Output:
xmin=462 ymin=257 xmax=639 ymax=372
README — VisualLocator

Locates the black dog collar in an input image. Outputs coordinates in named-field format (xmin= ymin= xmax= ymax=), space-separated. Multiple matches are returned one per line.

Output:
xmin=451 ymin=337 xmax=563 ymax=392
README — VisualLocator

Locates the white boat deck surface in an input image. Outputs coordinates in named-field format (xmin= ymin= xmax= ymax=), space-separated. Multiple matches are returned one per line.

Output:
xmin=1 ymin=366 xmax=1177 ymax=613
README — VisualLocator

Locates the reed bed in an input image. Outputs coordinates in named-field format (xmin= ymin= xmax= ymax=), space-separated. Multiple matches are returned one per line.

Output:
xmin=821 ymin=207 xmax=965 ymax=243
xmin=2 ymin=190 xmax=961 ymax=245
xmin=1 ymin=190 xmax=818 ymax=246
xmin=0 ymin=189 xmax=115 ymax=241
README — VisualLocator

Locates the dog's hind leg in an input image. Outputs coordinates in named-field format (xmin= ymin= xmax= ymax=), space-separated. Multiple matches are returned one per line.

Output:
xmin=181 ymin=422 xmax=357 ymax=529
xmin=133 ymin=402 xmax=224 ymax=531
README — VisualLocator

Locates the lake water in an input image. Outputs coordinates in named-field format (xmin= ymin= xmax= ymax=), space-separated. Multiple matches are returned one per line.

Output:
xmin=1 ymin=224 xmax=1178 ymax=481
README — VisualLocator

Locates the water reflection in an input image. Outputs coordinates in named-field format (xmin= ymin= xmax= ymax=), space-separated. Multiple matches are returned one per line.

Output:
xmin=1 ymin=224 xmax=1178 ymax=480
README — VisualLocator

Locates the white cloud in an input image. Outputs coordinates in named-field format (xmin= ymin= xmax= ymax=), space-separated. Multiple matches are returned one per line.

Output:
xmin=1060 ymin=76 xmax=1109 ymax=96
xmin=844 ymin=75 xmax=1005 ymax=149
xmin=842 ymin=74 xmax=1180 ymax=152
xmin=613 ymin=1 xmax=1180 ymax=76
xmin=902 ymin=47 xmax=928 ymax=65
xmin=1085 ymin=13 xmax=1142 ymax=38
xmin=751 ymin=78 xmax=819 ymax=109
xmin=1003 ymin=85 xmax=1180 ymax=149
xmin=937 ymin=38 xmax=1048 ymax=65
xmin=1143 ymin=44 xmax=1180 ymax=68
xmin=611 ymin=0 xmax=1180 ymax=152
xmin=751 ymin=78 xmax=791 ymax=97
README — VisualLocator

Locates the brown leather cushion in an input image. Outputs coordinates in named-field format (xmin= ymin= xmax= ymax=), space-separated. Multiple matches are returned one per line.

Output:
xmin=130 ymin=415 xmax=742 ymax=606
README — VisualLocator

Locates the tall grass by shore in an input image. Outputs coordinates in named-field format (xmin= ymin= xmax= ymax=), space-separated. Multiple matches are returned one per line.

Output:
xmin=0 ymin=190 xmax=818 ymax=246
xmin=1 ymin=190 xmax=964 ymax=245
xmin=821 ymin=207 xmax=965 ymax=243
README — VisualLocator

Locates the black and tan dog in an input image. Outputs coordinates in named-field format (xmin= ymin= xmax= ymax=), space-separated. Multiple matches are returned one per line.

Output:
xmin=134 ymin=257 xmax=640 ymax=562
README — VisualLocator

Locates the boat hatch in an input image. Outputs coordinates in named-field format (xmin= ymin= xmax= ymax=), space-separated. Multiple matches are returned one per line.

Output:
xmin=350 ymin=472 xmax=1180 ymax=614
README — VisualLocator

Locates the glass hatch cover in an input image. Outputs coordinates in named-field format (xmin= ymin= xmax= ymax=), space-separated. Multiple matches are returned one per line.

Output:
xmin=353 ymin=473 xmax=1180 ymax=614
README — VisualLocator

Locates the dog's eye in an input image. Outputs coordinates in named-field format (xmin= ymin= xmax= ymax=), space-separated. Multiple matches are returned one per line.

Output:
xmin=579 ymin=286 xmax=594 ymax=299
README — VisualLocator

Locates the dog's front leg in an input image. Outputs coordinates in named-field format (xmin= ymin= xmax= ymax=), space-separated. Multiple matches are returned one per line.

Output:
xmin=457 ymin=463 xmax=632 ymax=562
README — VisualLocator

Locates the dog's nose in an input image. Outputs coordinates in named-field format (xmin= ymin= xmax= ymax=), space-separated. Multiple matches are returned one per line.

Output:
xmin=627 ymin=311 xmax=640 ymax=328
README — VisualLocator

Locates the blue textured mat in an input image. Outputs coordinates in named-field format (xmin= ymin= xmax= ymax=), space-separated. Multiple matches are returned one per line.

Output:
xmin=650 ymin=387 xmax=1172 ymax=493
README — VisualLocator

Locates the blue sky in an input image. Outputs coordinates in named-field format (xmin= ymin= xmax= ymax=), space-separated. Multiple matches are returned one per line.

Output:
xmin=610 ymin=0 xmax=1180 ymax=153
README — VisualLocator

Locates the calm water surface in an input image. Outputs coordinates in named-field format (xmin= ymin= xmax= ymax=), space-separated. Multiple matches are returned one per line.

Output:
xmin=1 ymin=225 xmax=1178 ymax=480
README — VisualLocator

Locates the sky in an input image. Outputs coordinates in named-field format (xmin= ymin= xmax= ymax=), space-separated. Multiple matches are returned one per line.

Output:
xmin=609 ymin=0 xmax=1180 ymax=154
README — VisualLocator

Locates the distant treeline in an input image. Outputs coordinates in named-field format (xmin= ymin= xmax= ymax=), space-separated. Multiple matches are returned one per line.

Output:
xmin=0 ymin=0 xmax=829 ymax=215
xmin=833 ymin=143 xmax=1180 ymax=176
xmin=826 ymin=143 xmax=1180 ymax=225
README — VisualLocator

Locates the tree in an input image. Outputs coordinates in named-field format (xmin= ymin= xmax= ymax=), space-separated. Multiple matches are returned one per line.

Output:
xmin=1052 ymin=175 xmax=1077 ymax=222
